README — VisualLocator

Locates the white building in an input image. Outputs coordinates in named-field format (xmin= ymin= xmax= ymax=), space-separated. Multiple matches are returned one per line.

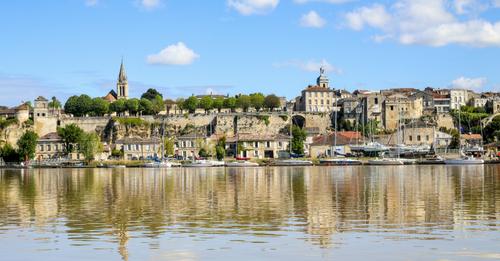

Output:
xmin=297 ymin=67 xmax=337 ymax=112
xmin=450 ymin=89 xmax=468 ymax=110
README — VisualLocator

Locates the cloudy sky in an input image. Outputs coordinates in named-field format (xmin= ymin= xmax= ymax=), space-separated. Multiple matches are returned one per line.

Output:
xmin=0 ymin=0 xmax=499 ymax=106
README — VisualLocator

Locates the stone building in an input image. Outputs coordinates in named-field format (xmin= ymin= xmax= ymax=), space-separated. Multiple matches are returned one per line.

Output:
xmin=471 ymin=96 xmax=488 ymax=108
xmin=115 ymin=137 xmax=161 ymax=160
xmin=176 ymin=133 xmax=207 ymax=159
xmin=36 ymin=132 xmax=65 ymax=160
xmin=309 ymin=131 xmax=363 ymax=158
xmin=432 ymin=93 xmax=451 ymax=113
xmin=382 ymin=94 xmax=423 ymax=131
xmin=450 ymin=89 xmax=468 ymax=110
xmin=226 ymin=133 xmax=290 ymax=159
xmin=486 ymin=97 xmax=500 ymax=114
xmin=358 ymin=91 xmax=384 ymax=126
xmin=297 ymin=67 xmax=337 ymax=112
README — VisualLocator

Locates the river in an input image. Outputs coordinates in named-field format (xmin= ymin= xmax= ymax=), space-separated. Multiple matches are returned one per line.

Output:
xmin=0 ymin=166 xmax=499 ymax=260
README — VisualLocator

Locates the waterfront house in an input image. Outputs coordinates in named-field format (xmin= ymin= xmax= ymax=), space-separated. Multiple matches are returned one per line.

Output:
xmin=225 ymin=133 xmax=290 ymax=159
xmin=115 ymin=137 xmax=162 ymax=160
xmin=309 ymin=131 xmax=363 ymax=158
xmin=36 ymin=132 xmax=65 ymax=160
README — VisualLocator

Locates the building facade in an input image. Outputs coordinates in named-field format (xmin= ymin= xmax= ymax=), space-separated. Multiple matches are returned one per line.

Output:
xmin=298 ymin=67 xmax=337 ymax=112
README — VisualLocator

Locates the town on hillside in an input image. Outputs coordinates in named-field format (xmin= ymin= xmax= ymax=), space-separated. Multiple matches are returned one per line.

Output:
xmin=1 ymin=61 xmax=500 ymax=166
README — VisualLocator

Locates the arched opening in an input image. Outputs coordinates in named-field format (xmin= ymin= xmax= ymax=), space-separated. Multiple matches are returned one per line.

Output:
xmin=292 ymin=115 xmax=306 ymax=129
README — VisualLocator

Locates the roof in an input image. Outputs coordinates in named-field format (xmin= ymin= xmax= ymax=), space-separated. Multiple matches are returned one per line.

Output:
xmin=303 ymin=85 xmax=334 ymax=92
xmin=225 ymin=133 xmax=290 ymax=142
xmin=118 ymin=60 xmax=127 ymax=82
xmin=462 ymin=134 xmax=482 ymax=140
xmin=311 ymin=131 xmax=363 ymax=146
xmin=116 ymin=137 xmax=161 ymax=144
xmin=177 ymin=133 xmax=207 ymax=140
xmin=103 ymin=90 xmax=118 ymax=102
xmin=39 ymin=132 xmax=62 ymax=141
xmin=35 ymin=96 xmax=48 ymax=102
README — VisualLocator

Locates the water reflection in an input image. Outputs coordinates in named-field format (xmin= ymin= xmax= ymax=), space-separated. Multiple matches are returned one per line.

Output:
xmin=0 ymin=166 xmax=499 ymax=260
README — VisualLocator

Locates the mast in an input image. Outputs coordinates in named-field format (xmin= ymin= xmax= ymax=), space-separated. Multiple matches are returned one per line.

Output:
xmin=334 ymin=94 xmax=337 ymax=157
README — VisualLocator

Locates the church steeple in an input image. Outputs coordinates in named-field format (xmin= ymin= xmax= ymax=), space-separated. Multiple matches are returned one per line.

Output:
xmin=116 ymin=59 xmax=129 ymax=99
xmin=316 ymin=66 xmax=329 ymax=88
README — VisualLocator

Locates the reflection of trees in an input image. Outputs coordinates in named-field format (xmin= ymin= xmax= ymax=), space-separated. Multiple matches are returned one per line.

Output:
xmin=0 ymin=165 xmax=498 ymax=255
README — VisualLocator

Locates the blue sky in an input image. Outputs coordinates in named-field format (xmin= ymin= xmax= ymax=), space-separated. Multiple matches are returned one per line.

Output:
xmin=0 ymin=0 xmax=499 ymax=106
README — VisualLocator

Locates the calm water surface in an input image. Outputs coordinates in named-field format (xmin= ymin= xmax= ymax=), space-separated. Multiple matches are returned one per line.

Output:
xmin=0 ymin=166 xmax=499 ymax=261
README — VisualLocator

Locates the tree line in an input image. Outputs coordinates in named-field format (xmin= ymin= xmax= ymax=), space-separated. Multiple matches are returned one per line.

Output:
xmin=175 ymin=93 xmax=282 ymax=114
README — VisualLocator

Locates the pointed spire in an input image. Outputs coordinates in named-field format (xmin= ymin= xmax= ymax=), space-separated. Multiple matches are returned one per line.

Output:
xmin=118 ymin=58 xmax=127 ymax=82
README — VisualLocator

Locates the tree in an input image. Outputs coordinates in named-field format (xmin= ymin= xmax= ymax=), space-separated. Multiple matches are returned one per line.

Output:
xmin=151 ymin=95 xmax=165 ymax=115
xmin=215 ymin=137 xmax=226 ymax=160
xmin=17 ymin=131 xmax=38 ymax=162
xmin=57 ymin=124 xmax=84 ymax=154
xmin=224 ymin=97 xmax=237 ymax=112
xmin=250 ymin=93 xmax=265 ymax=111
xmin=264 ymin=94 xmax=281 ymax=111
xmin=78 ymin=132 xmax=103 ymax=164
xmin=48 ymin=96 xmax=62 ymax=109
xmin=199 ymin=96 xmax=213 ymax=113
xmin=0 ymin=143 xmax=20 ymax=163
xmin=91 ymin=98 xmax=109 ymax=116
xmin=64 ymin=95 xmax=79 ymax=116
xmin=164 ymin=137 xmax=175 ymax=157
xmin=236 ymin=95 xmax=251 ymax=112
xmin=139 ymin=98 xmax=154 ymax=115
xmin=183 ymin=96 xmax=199 ymax=113
xmin=125 ymin=98 xmax=140 ymax=115
xmin=110 ymin=99 xmax=126 ymax=115
xmin=176 ymin=98 xmax=185 ymax=112
xmin=213 ymin=97 xmax=224 ymax=113
xmin=291 ymin=126 xmax=306 ymax=155
xmin=141 ymin=88 xmax=163 ymax=101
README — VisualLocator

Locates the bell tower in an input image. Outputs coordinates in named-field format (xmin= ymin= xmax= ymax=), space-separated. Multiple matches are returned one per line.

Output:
xmin=117 ymin=59 xmax=129 ymax=99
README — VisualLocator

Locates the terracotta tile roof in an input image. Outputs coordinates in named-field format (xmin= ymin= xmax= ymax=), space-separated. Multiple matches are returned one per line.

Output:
xmin=311 ymin=131 xmax=363 ymax=146
xmin=461 ymin=134 xmax=482 ymax=140
xmin=303 ymin=85 xmax=333 ymax=92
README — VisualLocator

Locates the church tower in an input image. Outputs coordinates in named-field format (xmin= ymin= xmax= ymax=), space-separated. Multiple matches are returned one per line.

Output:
xmin=316 ymin=66 xmax=329 ymax=88
xmin=116 ymin=59 xmax=129 ymax=99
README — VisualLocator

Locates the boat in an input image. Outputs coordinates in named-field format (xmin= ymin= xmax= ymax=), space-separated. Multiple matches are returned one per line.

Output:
xmin=319 ymin=157 xmax=362 ymax=166
xmin=417 ymin=155 xmax=444 ymax=165
xmin=143 ymin=161 xmax=172 ymax=168
xmin=399 ymin=158 xmax=417 ymax=165
xmin=444 ymin=155 xmax=484 ymax=165
xmin=183 ymin=160 xmax=225 ymax=167
xmin=225 ymin=161 xmax=260 ymax=167
xmin=275 ymin=159 xmax=313 ymax=166
xmin=367 ymin=158 xmax=404 ymax=165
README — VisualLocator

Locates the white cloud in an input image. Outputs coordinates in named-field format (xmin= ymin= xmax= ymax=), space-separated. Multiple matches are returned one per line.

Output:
xmin=139 ymin=0 xmax=161 ymax=9
xmin=345 ymin=4 xmax=391 ymax=30
xmin=344 ymin=0 xmax=500 ymax=47
xmin=228 ymin=0 xmax=279 ymax=15
xmin=300 ymin=11 xmax=326 ymax=28
xmin=451 ymin=76 xmax=487 ymax=91
xmin=85 ymin=0 xmax=99 ymax=7
xmin=147 ymin=42 xmax=199 ymax=65
xmin=274 ymin=59 xmax=342 ymax=74
xmin=294 ymin=0 xmax=352 ymax=3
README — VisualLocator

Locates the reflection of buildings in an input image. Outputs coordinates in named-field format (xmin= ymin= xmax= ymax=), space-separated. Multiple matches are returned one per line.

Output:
xmin=0 ymin=165 xmax=496 ymax=254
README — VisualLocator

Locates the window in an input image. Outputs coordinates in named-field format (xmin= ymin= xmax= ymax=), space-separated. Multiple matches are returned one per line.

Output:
xmin=426 ymin=135 xmax=429 ymax=141
xmin=321 ymin=100 xmax=324 ymax=105
xmin=254 ymin=150 xmax=258 ymax=157
xmin=417 ymin=135 xmax=421 ymax=141
xmin=278 ymin=142 xmax=282 ymax=147
xmin=327 ymin=100 xmax=330 ymax=105
xmin=409 ymin=136 xmax=412 ymax=141
xmin=254 ymin=142 xmax=259 ymax=148
xmin=266 ymin=141 xmax=270 ymax=148
xmin=40 ymin=145 xmax=44 ymax=151
xmin=47 ymin=145 xmax=51 ymax=151
xmin=390 ymin=106 xmax=394 ymax=111
xmin=374 ymin=98 xmax=379 ymax=104
xmin=145 ymin=145 xmax=150 ymax=151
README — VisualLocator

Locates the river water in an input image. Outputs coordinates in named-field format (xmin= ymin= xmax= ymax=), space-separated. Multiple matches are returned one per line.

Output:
xmin=0 ymin=166 xmax=498 ymax=261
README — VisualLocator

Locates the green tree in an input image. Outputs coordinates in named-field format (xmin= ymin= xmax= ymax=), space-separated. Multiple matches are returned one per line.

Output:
xmin=183 ymin=96 xmax=199 ymax=113
xmin=213 ymin=97 xmax=224 ymax=113
xmin=224 ymin=97 xmax=237 ymax=112
xmin=0 ymin=143 xmax=20 ymax=163
xmin=164 ymin=137 xmax=175 ymax=157
xmin=91 ymin=98 xmax=109 ymax=116
xmin=236 ymin=95 xmax=251 ymax=112
xmin=64 ymin=95 xmax=79 ymax=116
xmin=17 ymin=131 xmax=38 ymax=162
xmin=110 ymin=99 xmax=127 ymax=115
xmin=199 ymin=96 xmax=213 ymax=113
xmin=139 ymin=98 xmax=154 ymax=115
xmin=141 ymin=88 xmax=163 ymax=101
xmin=78 ymin=132 xmax=103 ymax=164
xmin=48 ymin=96 xmax=62 ymax=109
xmin=250 ymin=93 xmax=265 ymax=111
xmin=215 ymin=136 xmax=226 ymax=160
xmin=151 ymin=95 xmax=165 ymax=115
xmin=176 ymin=98 xmax=185 ymax=112
xmin=125 ymin=98 xmax=140 ymax=115
xmin=291 ymin=126 xmax=306 ymax=155
xmin=57 ymin=124 xmax=84 ymax=154
xmin=264 ymin=94 xmax=281 ymax=111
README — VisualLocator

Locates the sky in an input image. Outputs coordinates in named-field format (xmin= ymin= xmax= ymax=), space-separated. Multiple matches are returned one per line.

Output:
xmin=0 ymin=0 xmax=499 ymax=106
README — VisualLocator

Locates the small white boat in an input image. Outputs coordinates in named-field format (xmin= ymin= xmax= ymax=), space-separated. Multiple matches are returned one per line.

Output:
xmin=225 ymin=161 xmax=260 ymax=167
xmin=418 ymin=155 xmax=445 ymax=165
xmin=275 ymin=159 xmax=313 ymax=166
xmin=368 ymin=158 xmax=404 ymax=165
xmin=183 ymin=160 xmax=224 ymax=167
xmin=143 ymin=161 xmax=172 ymax=168
xmin=399 ymin=158 xmax=417 ymax=165
xmin=444 ymin=156 xmax=484 ymax=165
xmin=319 ymin=158 xmax=362 ymax=166
xmin=209 ymin=160 xmax=226 ymax=167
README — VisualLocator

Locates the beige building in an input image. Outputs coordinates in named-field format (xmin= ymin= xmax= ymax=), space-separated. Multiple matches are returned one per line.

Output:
xmin=383 ymin=94 xmax=423 ymax=131
xmin=176 ymin=133 xmax=209 ymax=159
xmin=297 ymin=67 xmax=337 ymax=112
xmin=36 ymin=132 xmax=65 ymax=160
xmin=116 ymin=137 xmax=161 ymax=160
xmin=226 ymin=134 xmax=290 ymax=159
xmin=450 ymin=89 xmax=468 ymax=110
xmin=359 ymin=91 xmax=384 ymax=126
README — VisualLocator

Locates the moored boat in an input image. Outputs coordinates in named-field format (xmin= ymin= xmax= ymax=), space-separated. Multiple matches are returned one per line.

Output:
xmin=274 ymin=159 xmax=313 ymax=166
xmin=225 ymin=161 xmax=260 ymax=167
xmin=319 ymin=158 xmax=362 ymax=166
xmin=367 ymin=158 xmax=404 ymax=165
xmin=444 ymin=156 xmax=484 ymax=165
